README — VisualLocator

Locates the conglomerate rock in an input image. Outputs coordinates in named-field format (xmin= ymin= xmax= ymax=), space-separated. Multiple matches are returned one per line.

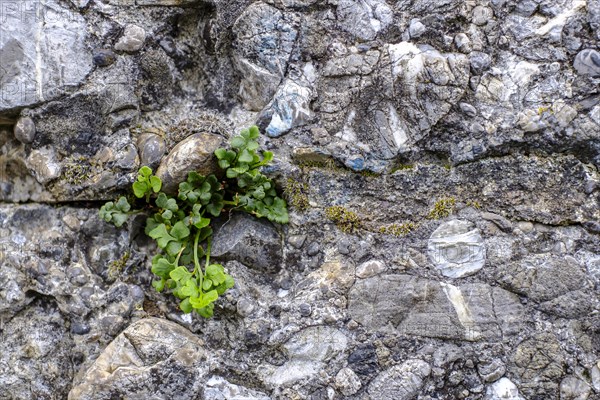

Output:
xmin=0 ymin=0 xmax=599 ymax=398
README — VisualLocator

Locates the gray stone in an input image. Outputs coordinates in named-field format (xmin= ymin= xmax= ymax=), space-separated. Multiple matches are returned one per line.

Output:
xmin=459 ymin=102 xmax=477 ymax=117
xmin=560 ymin=376 xmax=591 ymax=400
xmin=335 ymin=367 xmax=362 ymax=396
xmin=0 ymin=0 xmax=93 ymax=111
xmin=478 ymin=359 xmax=506 ymax=383
xmin=0 ymin=302 xmax=74 ymax=399
xmin=211 ymin=213 xmax=283 ymax=273
xmin=137 ymin=133 xmax=166 ymax=169
xmin=408 ymin=19 xmax=427 ymax=38
xmin=114 ymin=25 xmax=146 ymax=53
xmin=232 ymin=3 xmax=298 ymax=110
xmin=93 ymin=49 xmax=116 ymax=67
xmin=204 ymin=376 xmax=270 ymax=400
xmin=481 ymin=212 xmax=512 ymax=232
xmin=14 ymin=116 xmax=36 ymax=143
xmin=573 ymin=49 xmax=600 ymax=77
xmin=368 ymin=359 xmax=431 ymax=400
xmin=355 ymin=259 xmax=386 ymax=279
xmin=337 ymin=0 xmax=393 ymax=41
xmin=155 ymin=132 xmax=224 ymax=194
xmin=26 ymin=147 xmax=62 ymax=184
xmin=472 ymin=6 xmax=493 ymax=25
xmin=263 ymin=326 xmax=347 ymax=387
xmin=69 ymin=318 xmax=209 ymax=400
xmin=485 ymin=378 xmax=524 ymax=399
xmin=428 ymin=220 xmax=486 ymax=278
xmin=470 ymin=52 xmax=493 ymax=74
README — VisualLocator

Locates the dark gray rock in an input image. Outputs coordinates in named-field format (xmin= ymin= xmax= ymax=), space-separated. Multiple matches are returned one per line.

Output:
xmin=211 ymin=213 xmax=283 ymax=273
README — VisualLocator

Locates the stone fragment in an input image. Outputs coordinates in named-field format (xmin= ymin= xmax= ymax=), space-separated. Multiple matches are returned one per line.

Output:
xmin=427 ymin=220 xmax=486 ymax=278
xmin=232 ymin=3 xmax=298 ymax=110
xmin=408 ymin=19 xmax=426 ymax=38
xmin=114 ymin=25 xmax=146 ymax=52
xmin=472 ymin=6 xmax=494 ymax=25
xmin=92 ymin=49 xmax=116 ymax=67
xmin=485 ymin=378 xmax=525 ymax=399
xmin=337 ymin=0 xmax=393 ymax=41
xmin=574 ymin=49 xmax=600 ymax=76
xmin=478 ymin=359 xmax=506 ymax=383
xmin=368 ymin=359 xmax=431 ymax=400
xmin=560 ymin=376 xmax=591 ymax=400
xmin=14 ymin=117 xmax=36 ymax=144
xmin=0 ymin=0 xmax=93 ymax=111
xmin=204 ymin=376 xmax=270 ymax=400
xmin=356 ymin=259 xmax=386 ymax=279
xmin=264 ymin=326 xmax=347 ymax=387
xmin=155 ymin=132 xmax=224 ymax=193
xmin=211 ymin=213 xmax=283 ymax=273
xmin=26 ymin=147 xmax=62 ymax=184
xmin=69 ymin=318 xmax=208 ymax=399
xmin=335 ymin=367 xmax=362 ymax=396
xmin=137 ymin=133 xmax=166 ymax=169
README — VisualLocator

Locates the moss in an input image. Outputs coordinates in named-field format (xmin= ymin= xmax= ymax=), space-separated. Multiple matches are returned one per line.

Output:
xmin=379 ymin=222 xmax=416 ymax=236
xmin=427 ymin=197 xmax=456 ymax=219
xmin=62 ymin=156 xmax=100 ymax=186
xmin=391 ymin=164 xmax=414 ymax=173
xmin=284 ymin=178 xmax=310 ymax=211
xmin=325 ymin=206 xmax=362 ymax=233
xmin=466 ymin=200 xmax=482 ymax=209
xmin=107 ymin=251 xmax=130 ymax=281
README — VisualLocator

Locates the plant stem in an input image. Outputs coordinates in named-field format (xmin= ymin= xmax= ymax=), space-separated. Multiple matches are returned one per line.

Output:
xmin=193 ymin=230 xmax=203 ymax=291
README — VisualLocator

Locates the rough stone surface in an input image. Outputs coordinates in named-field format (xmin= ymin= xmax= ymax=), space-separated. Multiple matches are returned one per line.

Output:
xmin=211 ymin=213 xmax=283 ymax=273
xmin=1 ymin=0 xmax=600 ymax=398
xmin=69 ymin=318 xmax=209 ymax=399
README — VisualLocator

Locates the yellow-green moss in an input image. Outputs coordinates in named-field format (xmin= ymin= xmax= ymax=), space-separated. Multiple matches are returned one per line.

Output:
xmin=427 ymin=197 xmax=456 ymax=219
xmin=284 ymin=178 xmax=310 ymax=211
xmin=379 ymin=222 xmax=416 ymax=236
xmin=107 ymin=251 xmax=130 ymax=281
xmin=325 ymin=206 xmax=362 ymax=233
xmin=466 ymin=200 xmax=482 ymax=209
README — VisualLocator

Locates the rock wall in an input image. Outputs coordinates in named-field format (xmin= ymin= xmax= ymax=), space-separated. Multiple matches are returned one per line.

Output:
xmin=1 ymin=0 xmax=599 ymax=399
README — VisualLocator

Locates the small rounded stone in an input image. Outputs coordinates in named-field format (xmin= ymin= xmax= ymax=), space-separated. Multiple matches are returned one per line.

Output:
xmin=574 ymin=49 xmax=600 ymax=77
xmin=93 ymin=49 xmax=116 ymax=67
xmin=472 ymin=6 xmax=493 ymax=26
xmin=14 ymin=116 xmax=36 ymax=144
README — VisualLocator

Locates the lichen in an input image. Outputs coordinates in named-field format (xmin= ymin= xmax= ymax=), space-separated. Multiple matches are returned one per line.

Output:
xmin=427 ymin=197 xmax=456 ymax=219
xmin=325 ymin=206 xmax=362 ymax=233
xmin=284 ymin=178 xmax=310 ymax=211
xmin=379 ymin=222 xmax=416 ymax=236
xmin=107 ymin=251 xmax=130 ymax=281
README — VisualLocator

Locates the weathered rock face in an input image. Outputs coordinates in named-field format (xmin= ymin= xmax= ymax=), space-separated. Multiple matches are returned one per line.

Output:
xmin=69 ymin=318 xmax=209 ymax=400
xmin=1 ymin=0 xmax=600 ymax=399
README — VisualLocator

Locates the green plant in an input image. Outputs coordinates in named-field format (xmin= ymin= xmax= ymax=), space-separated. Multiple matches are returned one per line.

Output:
xmin=325 ymin=206 xmax=362 ymax=233
xmin=427 ymin=197 xmax=456 ymax=219
xmin=379 ymin=222 xmax=416 ymax=236
xmin=284 ymin=178 xmax=310 ymax=211
xmin=100 ymin=126 xmax=288 ymax=318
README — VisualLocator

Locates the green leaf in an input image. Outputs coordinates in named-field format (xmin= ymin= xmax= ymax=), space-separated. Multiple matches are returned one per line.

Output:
xmin=152 ymin=257 xmax=176 ymax=279
xmin=170 ymin=266 xmax=192 ymax=282
xmin=193 ymin=217 xmax=211 ymax=229
xmin=180 ymin=279 xmax=198 ymax=297
xmin=231 ymin=136 xmax=246 ymax=148
xmin=152 ymin=279 xmax=165 ymax=292
xmin=239 ymin=149 xmax=254 ymax=163
xmin=248 ymin=125 xmax=260 ymax=139
xmin=196 ymin=304 xmax=214 ymax=318
xmin=148 ymin=224 xmax=175 ymax=249
xmin=150 ymin=176 xmax=162 ymax=192
xmin=171 ymin=221 xmax=190 ymax=240
xmin=202 ymin=279 xmax=213 ymax=291
xmin=215 ymin=148 xmax=228 ymax=159
xmin=132 ymin=181 xmax=148 ymax=198
xmin=180 ymin=298 xmax=192 ymax=313
xmin=261 ymin=151 xmax=274 ymax=164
